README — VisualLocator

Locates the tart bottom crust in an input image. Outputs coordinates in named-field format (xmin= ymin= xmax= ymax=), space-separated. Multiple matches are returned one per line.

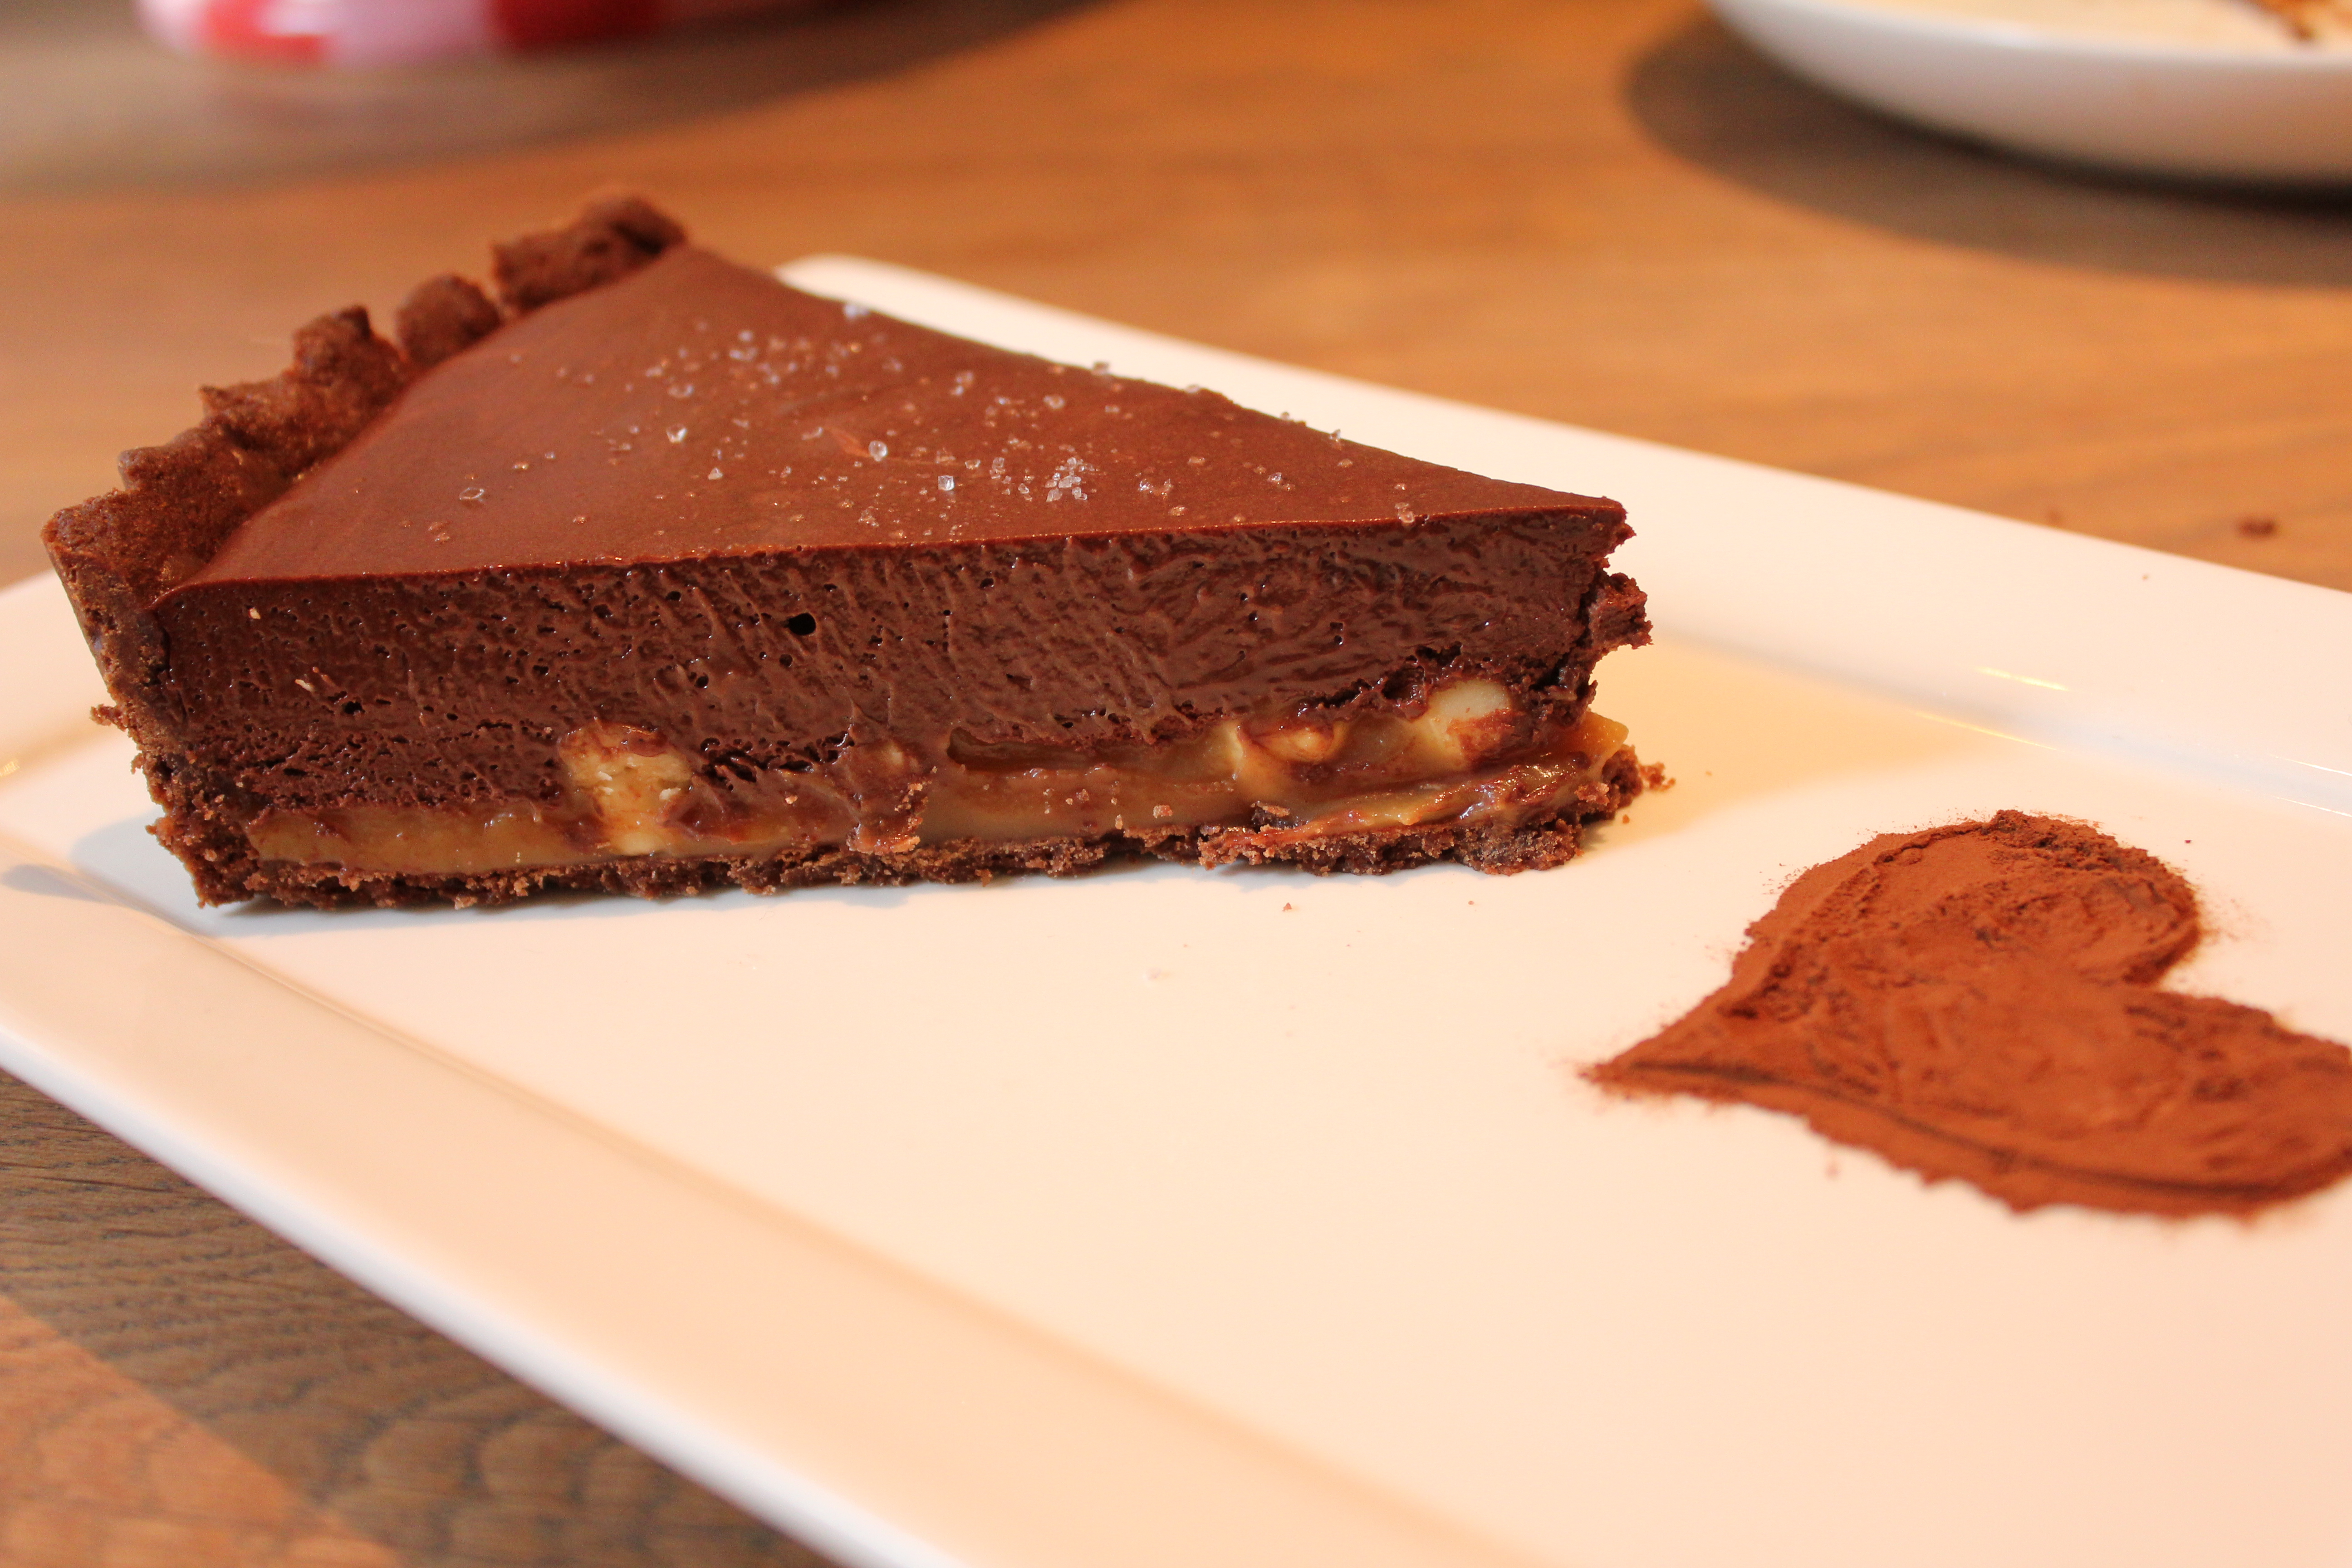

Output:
xmin=142 ymin=748 xmax=1646 ymax=910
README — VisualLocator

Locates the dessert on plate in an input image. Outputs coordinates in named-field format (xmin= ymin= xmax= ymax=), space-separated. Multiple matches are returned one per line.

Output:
xmin=44 ymin=199 xmax=1652 ymax=908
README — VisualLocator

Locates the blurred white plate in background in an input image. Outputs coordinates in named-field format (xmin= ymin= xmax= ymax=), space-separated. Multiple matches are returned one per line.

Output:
xmin=1708 ymin=0 xmax=2352 ymax=183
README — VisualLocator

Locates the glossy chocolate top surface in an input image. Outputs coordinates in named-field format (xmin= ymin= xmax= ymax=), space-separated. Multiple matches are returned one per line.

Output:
xmin=186 ymin=247 xmax=1592 ymax=586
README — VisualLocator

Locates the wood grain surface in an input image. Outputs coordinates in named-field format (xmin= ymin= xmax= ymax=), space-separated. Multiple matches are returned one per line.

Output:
xmin=2 ymin=0 xmax=2349 ymax=1561
xmin=0 ymin=1073 xmax=830 ymax=1568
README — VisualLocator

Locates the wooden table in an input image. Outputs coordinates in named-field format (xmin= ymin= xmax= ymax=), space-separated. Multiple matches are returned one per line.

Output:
xmin=2 ymin=0 xmax=2347 ymax=1561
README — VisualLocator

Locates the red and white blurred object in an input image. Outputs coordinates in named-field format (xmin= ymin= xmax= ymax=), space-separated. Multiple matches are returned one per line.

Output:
xmin=138 ymin=0 xmax=815 ymax=66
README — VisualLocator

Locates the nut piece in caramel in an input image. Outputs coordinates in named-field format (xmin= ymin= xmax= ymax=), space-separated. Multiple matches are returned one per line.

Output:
xmin=559 ymin=721 xmax=701 ymax=854
xmin=1409 ymin=678 xmax=1516 ymax=771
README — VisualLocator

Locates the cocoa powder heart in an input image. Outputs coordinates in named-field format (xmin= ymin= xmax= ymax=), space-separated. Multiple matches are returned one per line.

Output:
xmin=1590 ymin=811 xmax=2352 ymax=1215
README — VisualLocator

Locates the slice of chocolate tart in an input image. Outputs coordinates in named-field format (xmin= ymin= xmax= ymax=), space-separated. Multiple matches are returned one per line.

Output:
xmin=44 ymin=199 xmax=1651 ymax=908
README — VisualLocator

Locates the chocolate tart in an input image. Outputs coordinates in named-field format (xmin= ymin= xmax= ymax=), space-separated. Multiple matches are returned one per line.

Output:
xmin=44 ymin=200 xmax=1651 ymax=907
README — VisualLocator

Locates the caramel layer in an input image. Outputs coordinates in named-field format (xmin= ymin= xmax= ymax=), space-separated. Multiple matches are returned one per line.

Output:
xmin=245 ymin=678 xmax=1629 ymax=878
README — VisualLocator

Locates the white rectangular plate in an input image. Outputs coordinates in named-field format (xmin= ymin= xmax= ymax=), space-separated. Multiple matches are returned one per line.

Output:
xmin=3 ymin=259 xmax=2350 ymax=1568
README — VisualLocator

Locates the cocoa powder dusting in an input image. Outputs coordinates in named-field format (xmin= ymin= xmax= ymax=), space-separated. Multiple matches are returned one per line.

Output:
xmin=1590 ymin=811 xmax=2352 ymax=1216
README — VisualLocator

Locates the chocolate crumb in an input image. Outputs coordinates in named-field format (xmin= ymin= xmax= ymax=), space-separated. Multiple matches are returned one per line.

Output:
xmin=2237 ymin=515 xmax=2281 ymax=539
xmin=397 ymin=274 xmax=502 ymax=369
xmin=492 ymin=194 xmax=685 ymax=313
